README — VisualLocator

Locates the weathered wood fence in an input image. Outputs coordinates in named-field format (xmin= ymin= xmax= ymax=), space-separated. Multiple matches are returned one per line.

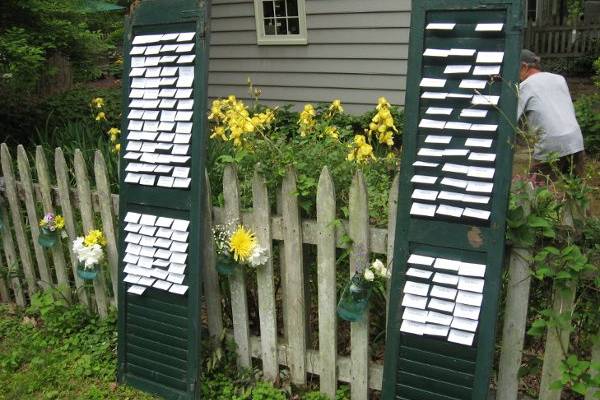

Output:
xmin=0 ymin=143 xmax=597 ymax=400
xmin=524 ymin=23 xmax=600 ymax=59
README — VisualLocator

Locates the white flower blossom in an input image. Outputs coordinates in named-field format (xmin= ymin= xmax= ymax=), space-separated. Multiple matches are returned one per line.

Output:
xmin=248 ymin=246 xmax=269 ymax=267
xmin=364 ymin=268 xmax=375 ymax=282
xmin=371 ymin=259 xmax=385 ymax=275
xmin=72 ymin=237 xmax=105 ymax=269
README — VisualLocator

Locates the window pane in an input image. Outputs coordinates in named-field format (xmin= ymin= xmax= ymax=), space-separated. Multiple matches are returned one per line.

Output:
xmin=274 ymin=0 xmax=286 ymax=17
xmin=275 ymin=18 xmax=288 ymax=35
xmin=287 ymin=17 xmax=299 ymax=34
xmin=264 ymin=18 xmax=276 ymax=35
xmin=263 ymin=1 xmax=274 ymax=18
xmin=286 ymin=0 xmax=298 ymax=16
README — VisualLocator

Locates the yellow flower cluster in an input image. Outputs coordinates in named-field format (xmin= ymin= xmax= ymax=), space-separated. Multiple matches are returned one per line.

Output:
xmin=92 ymin=98 xmax=104 ymax=108
xmin=39 ymin=213 xmax=65 ymax=230
xmin=84 ymin=230 xmax=107 ymax=247
xmin=298 ymin=104 xmax=316 ymax=137
xmin=324 ymin=126 xmax=339 ymax=140
xmin=107 ymin=127 xmax=121 ymax=153
xmin=229 ymin=225 xmax=256 ymax=263
xmin=209 ymin=96 xmax=274 ymax=147
xmin=368 ymin=97 xmax=397 ymax=147
xmin=325 ymin=99 xmax=344 ymax=119
xmin=347 ymin=135 xmax=376 ymax=163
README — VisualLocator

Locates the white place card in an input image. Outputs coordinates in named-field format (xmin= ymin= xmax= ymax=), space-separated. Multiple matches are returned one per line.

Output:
xmin=458 ymin=277 xmax=485 ymax=293
xmin=441 ymin=177 xmax=468 ymax=189
xmin=400 ymin=320 xmax=426 ymax=335
xmin=428 ymin=298 xmax=456 ymax=313
xmin=475 ymin=23 xmax=504 ymax=32
xmin=171 ymin=231 xmax=189 ymax=242
xmin=124 ymin=274 xmax=141 ymax=284
xmin=442 ymin=163 xmax=469 ymax=174
xmin=161 ymin=33 xmax=180 ymax=41
xmin=130 ymin=46 xmax=146 ymax=55
xmin=426 ymin=23 xmax=456 ymax=30
xmin=444 ymin=65 xmax=471 ymax=74
xmin=438 ymin=191 xmax=464 ymax=202
xmin=407 ymin=254 xmax=435 ymax=266
xmin=127 ymin=285 xmax=147 ymax=295
xmin=473 ymin=65 xmax=501 ymax=75
xmin=445 ymin=122 xmax=472 ymax=131
xmin=144 ymin=57 xmax=160 ymax=67
xmin=419 ymin=118 xmax=446 ymax=130
xmin=404 ymin=281 xmax=430 ymax=296
xmin=411 ymin=175 xmax=438 ymax=185
xmin=124 ymin=212 xmax=142 ymax=223
xmin=153 ymin=280 xmax=172 ymax=291
xmin=177 ymin=55 xmax=196 ymax=64
xmin=436 ymin=204 xmax=464 ymax=218
xmin=124 ymin=223 xmax=142 ymax=233
xmin=402 ymin=307 xmax=429 ymax=323
xmin=423 ymin=48 xmax=450 ymax=57
xmin=176 ymin=43 xmax=195 ymax=53
xmin=434 ymin=258 xmax=461 ymax=271
xmin=424 ymin=324 xmax=450 ymax=337
xmin=161 ymin=44 xmax=178 ymax=53
xmin=138 ymin=226 xmax=157 ymax=237
xmin=468 ymin=166 xmax=495 ymax=179
xmin=177 ymin=32 xmax=195 ymax=42
xmin=125 ymin=233 xmax=142 ymax=244
xmin=443 ymin=149 xmax=470 ymax=157
xmin=430 ymin=285 xmax=458 ymax=300
xmin=169 ymin=284 xmax=189 ymax=295
xmin=454 ymin=303 xmax=481 ymax=320
xmin=138 ymin=277 xmax=156 ymax=287
xmin=459 ymin=262 xmax=486 ymax=278
xmin=427 ymin=311 xmax=454 ymax=326
xmin=422 ymin=92 xmax=448 ymax=99
xmin=466 ymin=181 xmax=494 ymax=193
xmin=425 ymin=135 xmax=452 ymax=144
xmin=406 ymin=268 xmax=434 ymax=280
xmin=476 ymin=51 xmax=504 ymax=63
xmin=462 ymin=194 xmax=490 ymax=204
xmin=155 ymin=249 xmax=172 ymax=259
xmin=418 ymin=148 xmax=445 ymax=157
xmin=169 ymin=263 xmax=186 ymax=275
xmin=160 ymin=55 xmax=178 ymax=64
xmin=167 ymin=273 xmax=185 ymax=285
xmin=171 ymin=242 xmax=188 ymax=253
xmin=433 ymin=273 xmax=459 ymax=286
xmin=139 ymin=174 xmax=156 ymax=186
xmin=472 ymin=95 xmax=500 ymax=106
xmin=460 ymin=109 xmax=488 ymax=118
xmin=177 ymin=100 xmax=194 ymax=110
xmin=459 ymin=79 xmax=487 ymax=90
xmin=456 ymin=290 xmax=483 ymax=307
xmin=451 ymin=317 xmax=478 ymax=332
xmin=412 ymin=189 xmax=438 ymax=201
xmin=420 ymin=78 xmax=447 ymax=88
xmin=426 ymin=107 xmax=453 ymax=115
xmin=157 ymin=177 xmax=174 ymax=188
xmin=447 ymin=93 xmax=474 ymax=99
xmin=402 ymin=293 xmax=429 ymax=310
xmin=155 ymin=238 xmax=173 ymax=249
xmin=172 ymin=219 xmax=190 ymax=232
xmin=413 ymin=161 xmax=439 ymax=168
xmin=470 ymin=124 xmax=497 ymax=132
xmin=465 ymin=138 xmax=493 ymax=148
xmin=448 ymin=329 xmax=475 ymax=346
xmin=123 ymin=253 xmax=139 ymax=264
xmin=463 ymin=208 xmax=491 ymax=220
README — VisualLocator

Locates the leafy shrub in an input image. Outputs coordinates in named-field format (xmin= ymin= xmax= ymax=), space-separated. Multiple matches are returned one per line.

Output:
xmin=574 ymin=93 xmax=600 ymax=156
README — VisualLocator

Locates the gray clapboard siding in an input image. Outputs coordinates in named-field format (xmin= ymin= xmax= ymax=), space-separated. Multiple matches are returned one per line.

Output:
xmin=209 ymin=0 xmax=411 ymax=113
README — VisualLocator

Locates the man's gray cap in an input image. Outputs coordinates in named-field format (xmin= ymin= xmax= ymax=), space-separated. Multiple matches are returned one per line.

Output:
xmin=521 ymin=49 xmax=541 ymax=65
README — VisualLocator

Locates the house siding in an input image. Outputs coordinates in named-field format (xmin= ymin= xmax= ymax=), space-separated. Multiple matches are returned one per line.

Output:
xmin=209 ymin=0 xmax=412 ymax=114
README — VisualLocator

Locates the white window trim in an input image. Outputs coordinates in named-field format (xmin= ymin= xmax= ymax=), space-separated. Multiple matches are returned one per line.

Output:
xmin=253 ymin=0 xmax=308 ymax=45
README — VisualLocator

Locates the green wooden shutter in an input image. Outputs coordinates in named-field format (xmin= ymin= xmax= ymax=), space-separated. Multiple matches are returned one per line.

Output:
xmin=117 ymin=1 xmax=211 ymax=399
xmin=382 ymin=1 xmax=523 ymax=399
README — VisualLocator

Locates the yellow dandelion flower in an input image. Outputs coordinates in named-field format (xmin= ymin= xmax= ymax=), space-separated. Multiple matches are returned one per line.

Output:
xmin=229 ymin=225 xmax=256 ymax=263
xmin=84 ymin=230 xmax=107 ymax=247
xmin=54 ymin=215 xmax=65 ymax=230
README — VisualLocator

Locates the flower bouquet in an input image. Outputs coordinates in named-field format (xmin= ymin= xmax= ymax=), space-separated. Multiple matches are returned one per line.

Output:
xmin=38 ymin=213 xmax=65 ymax=248
xmin=337 ymin=259 xmax=391 ymax=322
xmin=72 ymin=230 xmax=106 ymax=280
xmin=213 ymin=223 xmax=268 ymax=275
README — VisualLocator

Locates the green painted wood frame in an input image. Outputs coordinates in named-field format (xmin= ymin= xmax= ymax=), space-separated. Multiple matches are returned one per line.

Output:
xmin=382 ymin=1 xmax=523 ymax=399
xmin=117 ymin=1 xmax=211 ymax=399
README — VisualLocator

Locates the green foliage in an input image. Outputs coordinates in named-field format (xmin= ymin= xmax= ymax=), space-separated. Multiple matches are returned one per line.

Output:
xmin=575 ymin=93 xmax=600 ymax=156
xmin=0 ymin=292 xmax=156 ymax=399
xmin=551 ymin=355 xmax=600 ymax=396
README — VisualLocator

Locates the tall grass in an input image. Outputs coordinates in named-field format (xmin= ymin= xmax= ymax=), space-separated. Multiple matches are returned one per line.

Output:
xmin=32 ymin=121 xmax=119 ymax=193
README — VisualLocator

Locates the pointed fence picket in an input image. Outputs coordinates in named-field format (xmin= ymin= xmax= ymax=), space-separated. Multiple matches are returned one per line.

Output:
xmin=0 ymin=143 xmax=597 ymax=400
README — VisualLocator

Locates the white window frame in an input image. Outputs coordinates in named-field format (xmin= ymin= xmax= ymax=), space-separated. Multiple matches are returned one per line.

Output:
xmin=253 ymin=0 xmax=308 ymax=45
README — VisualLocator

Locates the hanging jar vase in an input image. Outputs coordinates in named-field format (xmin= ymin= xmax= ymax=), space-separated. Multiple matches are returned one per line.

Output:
xmin=77 ymin=264 xmax=99 ymax=281
xmin=38 ymin=227 xmax=58 ymax=248
xmin=215 ymin=254 xmax=238 ymax=275
xmin=337 ymin=273 xmax=372 ymax=322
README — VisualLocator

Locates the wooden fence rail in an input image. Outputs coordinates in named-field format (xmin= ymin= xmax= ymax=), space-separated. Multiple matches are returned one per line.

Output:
xmin=524 ymin=23 xmax=600 ymax=59
xmin=0 ymin=144 xmax=597 ymax=399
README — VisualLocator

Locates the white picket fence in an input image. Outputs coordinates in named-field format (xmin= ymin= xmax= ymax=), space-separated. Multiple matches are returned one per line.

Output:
xmin=0 ymin=143 xmax=597 ymax=399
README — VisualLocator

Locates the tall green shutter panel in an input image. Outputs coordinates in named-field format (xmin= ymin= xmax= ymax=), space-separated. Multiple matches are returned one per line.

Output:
xmin=117 ymin=1 xmax=211 ymax=399
xmin=382 ymin=1 xmax=523 ymax=399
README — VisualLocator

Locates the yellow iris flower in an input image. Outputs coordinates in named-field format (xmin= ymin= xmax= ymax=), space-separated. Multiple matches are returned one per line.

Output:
xmin=92 ymin=98 xmax=105 ymax=108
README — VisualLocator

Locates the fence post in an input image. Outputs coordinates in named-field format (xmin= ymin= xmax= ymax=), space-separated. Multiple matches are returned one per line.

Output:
xmin=282 ymin=167 xmax=307 ymax=386
xmin=74 ymin=150 xmax=109 ymax=317
xmin=316 ymin=166 xmax=338 ymax=398
xmin=55 ymin=148 xmax=89 ymax=307
xmin=385 ymin=174 xmax=399 ymax=323
xmin=349 ymin=171 xmax=370 ymax=400
xmin=223 ymin=165 xmax=251 ymax=367
xmin=202 ymin=171 xmax=223 ymax=338
xmin=0 ymin=203 xmax=25 ymax=306
xmin=35 ymin=147 xmax=70 ymax=299
xmin=94 ymin=151 xmax=119 ymax=303
xmin=1 ymin=144 xmax=37 ymax=295
xmin=252 ymin=168 xmax=279 ymax=381
xmin=497 ymin=182 xmax=534 ymax=400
